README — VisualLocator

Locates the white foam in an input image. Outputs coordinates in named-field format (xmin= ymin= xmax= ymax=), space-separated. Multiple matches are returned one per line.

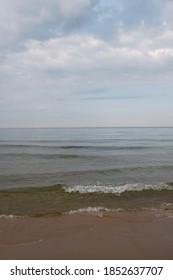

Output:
xmin=0 ymin=214 xmax=22 ymax=219
xmin=162 ymin=203 xmax=173 ymax=207
xmin=64 ymin=183 xmax=172 ymax=195
xmin=68 ymin=207 xmax=123 ymax=214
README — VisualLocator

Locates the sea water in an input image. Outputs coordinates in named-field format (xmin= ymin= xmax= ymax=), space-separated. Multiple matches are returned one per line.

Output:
xmin=0 ymin=127 xmax=173 ymax=216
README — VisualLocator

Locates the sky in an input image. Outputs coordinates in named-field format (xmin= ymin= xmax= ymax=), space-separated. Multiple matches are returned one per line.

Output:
xmin=0 ymin=0 xmax=173 ymax=128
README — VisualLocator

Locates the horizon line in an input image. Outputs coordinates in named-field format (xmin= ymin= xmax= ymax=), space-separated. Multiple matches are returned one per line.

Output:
xmin=0 ymin=126 xmax=173 ymax=129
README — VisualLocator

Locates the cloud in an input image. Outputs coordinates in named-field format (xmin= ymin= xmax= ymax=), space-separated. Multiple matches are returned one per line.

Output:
xmin=0 ymin=0 xmax=173 ymax=127
xmin=0 ymin=0 xmax=170 ymax=51
xmin=3 ymin=24 xmax=173 ymax=81
xmin=0 ymin=0 xmax=95 ymax=50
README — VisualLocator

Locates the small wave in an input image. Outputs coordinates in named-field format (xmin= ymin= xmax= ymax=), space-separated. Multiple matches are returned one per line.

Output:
xmin=161 ymin=203 xmax=173 ymax=210
xmin=59 ymin=145 xmax=151 ymax=151
xmin=1 ymin=153 xmax=82 ymax=159
xmin=0 ymin=214 xmax=22 ymax=219
xmin=68 ymin=207 xmax=123 ymax=215
xmin=64 ymin=183 xmax=173 ymax=195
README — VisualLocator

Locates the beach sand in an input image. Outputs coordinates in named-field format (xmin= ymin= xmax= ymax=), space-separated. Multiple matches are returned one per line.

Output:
xmin=0 ymin=210 xmax=173 ymax=260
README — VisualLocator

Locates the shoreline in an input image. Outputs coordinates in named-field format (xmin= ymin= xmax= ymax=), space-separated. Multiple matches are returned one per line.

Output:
xmin=0 ymin=210 xmax=173 ymax=260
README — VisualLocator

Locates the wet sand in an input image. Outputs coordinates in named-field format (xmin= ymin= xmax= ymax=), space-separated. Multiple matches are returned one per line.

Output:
xmin=0 ymin=210 xmax=173 ymax=260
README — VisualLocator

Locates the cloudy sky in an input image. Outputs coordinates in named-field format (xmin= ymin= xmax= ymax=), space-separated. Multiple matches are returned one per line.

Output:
xmin=0 ymin=0 xmax=173 ymax=127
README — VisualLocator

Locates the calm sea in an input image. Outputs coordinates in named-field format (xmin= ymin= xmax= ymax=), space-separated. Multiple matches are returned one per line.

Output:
xmin=0 ymin=127 xmax=173 ymax=217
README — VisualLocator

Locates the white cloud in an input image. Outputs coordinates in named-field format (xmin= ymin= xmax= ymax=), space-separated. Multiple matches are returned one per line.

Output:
xmin=1 ymin=0 xmax=173 ymax=127
xmin=148 ymin=48 xmax=173 ymax=59
xmin=3 ymin=23 xmax=173 ymax=82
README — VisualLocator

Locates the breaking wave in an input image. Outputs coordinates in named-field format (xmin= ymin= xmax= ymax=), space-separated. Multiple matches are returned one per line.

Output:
xmin=64 ymin=183 xmax=173 ymax=195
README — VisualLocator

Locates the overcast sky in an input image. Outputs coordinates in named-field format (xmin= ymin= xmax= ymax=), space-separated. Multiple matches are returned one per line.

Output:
xmin=0 ymin=0 xmax=173 ymax=127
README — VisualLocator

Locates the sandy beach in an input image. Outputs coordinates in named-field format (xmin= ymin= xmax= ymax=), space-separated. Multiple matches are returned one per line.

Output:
xmin=0 ymin=210 xmax=173 ymax=260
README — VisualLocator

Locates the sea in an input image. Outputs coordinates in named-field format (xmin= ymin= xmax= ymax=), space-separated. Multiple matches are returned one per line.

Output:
xmin=0 ymin=127 xmax=173 ymax=217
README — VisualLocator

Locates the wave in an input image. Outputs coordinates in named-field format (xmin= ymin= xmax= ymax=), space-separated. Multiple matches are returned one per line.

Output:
xmin=0 ymin=182 xmax=173 ymax=194
xmin=63 ymin=183 xmax=173 ymax=195
xmin=59 ymin=145 xmax=151 ymax=150
xmin=0 ymin=214 xmax=22 ymax=219
xmin=0 ymin=183 xmax=172 ymax=217
xmin=0 ymin=144 xmax=153 ymax=151
xmin=0 ymin=153 xmax=83 ymax=159
xmin=68 ymin=207 xmax=123 ymax=214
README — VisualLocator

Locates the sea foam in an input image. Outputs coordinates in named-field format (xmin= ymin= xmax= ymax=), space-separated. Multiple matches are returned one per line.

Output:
xmin=63 ymin=183 xmax=173 ymax=195
xmin=68 ymin=206 xmax=123 ymax=215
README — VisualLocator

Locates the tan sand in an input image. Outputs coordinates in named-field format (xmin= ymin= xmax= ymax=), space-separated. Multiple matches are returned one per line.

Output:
xmin=0 ymin=210 xmax=173 ymax=260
